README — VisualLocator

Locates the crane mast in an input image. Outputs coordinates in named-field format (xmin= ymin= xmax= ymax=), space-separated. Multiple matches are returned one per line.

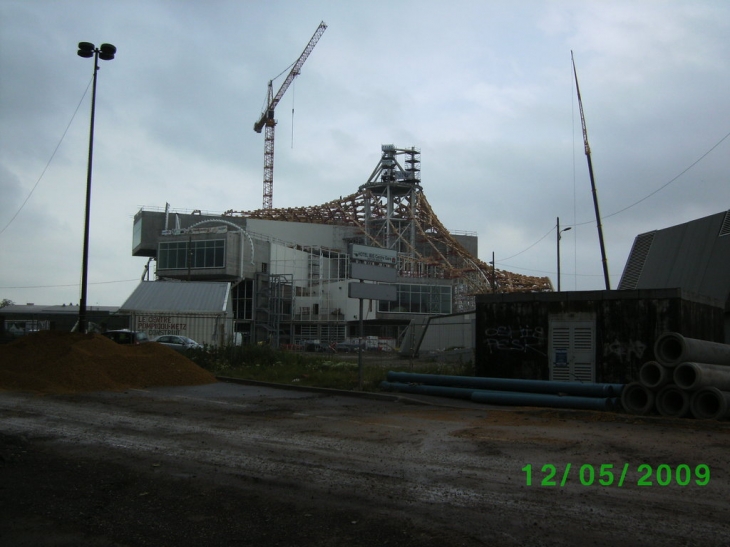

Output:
xmin=254 ymin=21 xmax=327 ymax=209
xmin=571 ymin=51 xmax=611 ymax=290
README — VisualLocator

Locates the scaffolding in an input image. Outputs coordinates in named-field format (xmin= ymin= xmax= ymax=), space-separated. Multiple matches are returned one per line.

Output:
xmin=267 ymin=242 xmax=349 ymax=346
xmin=225 ymin=144 xmax=553 ymax=313
xmin=254 ymin=272 xmax=293 ymax=348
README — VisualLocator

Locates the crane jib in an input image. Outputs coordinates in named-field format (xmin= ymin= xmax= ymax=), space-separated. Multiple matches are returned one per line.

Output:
xmin=253 ymin=21 xmax=327 ymax=209
xmin=254 ymin=22 xmax=327 ymax=129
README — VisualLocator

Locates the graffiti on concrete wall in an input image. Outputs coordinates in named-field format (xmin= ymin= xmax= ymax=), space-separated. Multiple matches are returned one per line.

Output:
xmin=603 ymin=339 xmax=647 ymax=363
xmin=484 ymin=325 xmax=546 ymax=356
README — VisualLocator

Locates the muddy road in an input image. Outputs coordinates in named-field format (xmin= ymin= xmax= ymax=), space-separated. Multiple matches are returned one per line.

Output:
xmin=1 ymin=381 xmax=729 ymax=546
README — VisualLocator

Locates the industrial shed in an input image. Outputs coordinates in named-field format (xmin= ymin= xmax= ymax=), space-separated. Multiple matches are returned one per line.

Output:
xmin=119 ymin=281 xmax=233 ymax=347
xmin=475 ymin=289 xmax=724 ymax=385
xmin=1 ymin=304 xmax=125 ymax=337
xmin=618 ymin=209 xmax=730 ymax=340
xmin=475 ymin=210 xmax=730 ymax=385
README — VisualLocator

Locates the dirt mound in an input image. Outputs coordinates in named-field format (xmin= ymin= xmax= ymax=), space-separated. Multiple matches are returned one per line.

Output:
xmin=0 ymin=331 xmax=216 ymax=394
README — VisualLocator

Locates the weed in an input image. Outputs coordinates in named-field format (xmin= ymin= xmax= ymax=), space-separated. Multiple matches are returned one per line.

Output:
xmin=187 ymin=345 xmax=473 ymax=392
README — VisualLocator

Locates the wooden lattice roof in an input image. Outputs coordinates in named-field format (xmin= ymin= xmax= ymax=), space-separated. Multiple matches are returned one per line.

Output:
xmin=224 ymin=187 xmax=553 ymax=294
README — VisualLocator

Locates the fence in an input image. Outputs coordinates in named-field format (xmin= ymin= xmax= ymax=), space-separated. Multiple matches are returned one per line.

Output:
xmin=400 ymin=312 xmax=475 ymax=362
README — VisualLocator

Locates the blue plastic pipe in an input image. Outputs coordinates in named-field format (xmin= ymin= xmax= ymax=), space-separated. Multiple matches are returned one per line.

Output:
xmin=470 ymin=390 xmax=615 ymax=411
xmin=380 ymin=381 xmax=615 ymax=411
xmin=380 ymin=381 xmax=476 ymax=400
xmin=386 ymin=371 xmax=624 ymax=398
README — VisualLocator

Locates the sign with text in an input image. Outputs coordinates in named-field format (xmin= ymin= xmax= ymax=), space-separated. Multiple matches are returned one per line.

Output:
xmin=351 ymin=244 xmax=397 ymax=266
xmin=136 ymin=315 xmax=188 ymax=337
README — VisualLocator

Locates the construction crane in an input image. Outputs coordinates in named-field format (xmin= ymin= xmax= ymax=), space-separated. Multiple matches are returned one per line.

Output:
xmin=254 ymin=21 xmax=327 ymax=210
xmin=571 ymin=51 xmax=611 ymax=290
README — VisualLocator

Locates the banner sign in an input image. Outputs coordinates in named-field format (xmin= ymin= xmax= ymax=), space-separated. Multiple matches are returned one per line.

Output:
xmin=351 ymin=244 xmax=397 ymax=265
xmin=136 ymin=315 xmax=188 ymax=337
xmin=348 ymin=282 xmax=397 ymax=301
xmin=350 ymin=262 xmax=397 ymax=283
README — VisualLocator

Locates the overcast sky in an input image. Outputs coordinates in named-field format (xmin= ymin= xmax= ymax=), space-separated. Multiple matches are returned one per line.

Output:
xmin=1 ymin=0 xmax=728 ymax=307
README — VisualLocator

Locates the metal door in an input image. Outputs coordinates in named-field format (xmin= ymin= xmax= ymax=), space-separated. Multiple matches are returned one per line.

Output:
xmin=549 ymin=319 xmax=595 ymax=382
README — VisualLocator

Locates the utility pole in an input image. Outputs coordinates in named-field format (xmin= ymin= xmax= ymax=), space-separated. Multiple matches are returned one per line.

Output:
xmin=557 ymin=217 xmax=572 ymax=292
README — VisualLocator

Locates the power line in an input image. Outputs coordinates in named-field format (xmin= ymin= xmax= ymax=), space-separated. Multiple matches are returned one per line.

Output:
xmin=0 ymin=78 xmax=93 ymax=236
xmin=497 ymin=262 xmax=604 ymax=277
xmin=571 ymin=129 xmax=730 ymax=228
xmin=497 ymin=226 xmax=555 ymax=262
xmin=0 ymin=279 xmax=138 ymax=290
xmin=498 ymin=129 xmax=730 ymax=262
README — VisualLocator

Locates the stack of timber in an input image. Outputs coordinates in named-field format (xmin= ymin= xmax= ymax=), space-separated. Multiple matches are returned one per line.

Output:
xmin=381 ymin=371 xmax=624 ymax=412
xmin=621 ymin=332 xmax=730 ymax=420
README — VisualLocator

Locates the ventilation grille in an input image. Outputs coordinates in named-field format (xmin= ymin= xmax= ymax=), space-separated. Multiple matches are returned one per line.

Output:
xmin=618 ymin=231 xmax=656 ymax=290
xmin=720 ymin=210 xmax=730 ymax=237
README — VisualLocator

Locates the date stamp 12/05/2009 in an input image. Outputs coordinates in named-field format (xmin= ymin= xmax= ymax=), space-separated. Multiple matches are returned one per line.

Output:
xmin=522 ymin=463 xmax=710 ymax=487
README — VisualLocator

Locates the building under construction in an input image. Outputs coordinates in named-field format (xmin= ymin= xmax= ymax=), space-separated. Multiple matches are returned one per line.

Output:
xmin=132 ymin=145 xmax=552 ymax=348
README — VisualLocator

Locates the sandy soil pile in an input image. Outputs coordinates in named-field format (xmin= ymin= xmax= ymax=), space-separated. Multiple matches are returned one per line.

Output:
xmin=0 ymin=331 xmax=216 ymax=394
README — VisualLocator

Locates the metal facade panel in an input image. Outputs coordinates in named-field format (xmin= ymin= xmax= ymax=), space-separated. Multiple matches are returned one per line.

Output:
xmin=720 ymin=211 xmax=730 ymax=237
xmin=617 ymin=231 xmax=655 ymax=290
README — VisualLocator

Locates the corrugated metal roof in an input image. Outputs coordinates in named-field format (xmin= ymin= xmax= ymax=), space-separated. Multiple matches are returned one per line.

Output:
xmin=119 ymin=281 xmax=231 ymax=313
xmin=619 ymin=210 xmax=730 ymax=306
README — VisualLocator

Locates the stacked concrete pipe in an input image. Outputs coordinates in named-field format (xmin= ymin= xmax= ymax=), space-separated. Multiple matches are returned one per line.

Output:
xmin=621 ymin=359 xmax=669 ymax=415
xmin=655 ymin=385 xmax=691 ymax=418
xmin=654 ymin=332 xmax=730 ymax=367
xmin=644 ymin=332 xmax=730 ymax=420
xmin=690 ymin=387 xmax=730 ymax=420
xmin=619 ymin=381 xmax=656 ymax=415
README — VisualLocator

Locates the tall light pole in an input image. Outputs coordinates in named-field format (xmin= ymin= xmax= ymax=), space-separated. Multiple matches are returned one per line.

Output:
xmin=77 ymin=42 xmax=116 ymax=333
xmin=557 ymin=217 xmax=572 ymax=292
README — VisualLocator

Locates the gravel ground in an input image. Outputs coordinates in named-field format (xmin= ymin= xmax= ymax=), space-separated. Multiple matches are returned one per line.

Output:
xmin=1 ymin=381 xmax=729 ymax=546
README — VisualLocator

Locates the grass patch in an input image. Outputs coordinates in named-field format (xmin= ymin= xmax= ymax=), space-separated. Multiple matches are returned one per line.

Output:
xmin=187 ymin=345 xmax=473 ymax=392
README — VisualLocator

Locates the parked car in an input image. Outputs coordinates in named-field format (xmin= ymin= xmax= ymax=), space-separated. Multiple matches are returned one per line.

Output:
xmin=154 ymin=335 xmax=204 ymax=352
xmin=303 ymin=340 xmax=335 ymax=353
xmin=102 ymin=330 xmax=150 ymax=345
xmin=335 ymin=341 xmax=361 ymax=353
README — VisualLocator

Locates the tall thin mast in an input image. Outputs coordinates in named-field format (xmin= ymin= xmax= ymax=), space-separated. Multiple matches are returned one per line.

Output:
xmin=571 ymin=51 xmax=611 ymax=290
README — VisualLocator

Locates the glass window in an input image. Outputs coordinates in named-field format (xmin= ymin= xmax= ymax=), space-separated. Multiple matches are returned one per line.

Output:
xmin=159 ymin=240 xmax=225 ymax=270
xmin=378 ymin=284 xmax=452 ymax=314
xmin=133 ymin=218 xmax=143 ymax=249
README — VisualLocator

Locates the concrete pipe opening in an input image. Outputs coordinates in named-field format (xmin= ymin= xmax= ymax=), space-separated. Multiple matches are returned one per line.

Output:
xmin=656 ymin=386 xmax=690 ymax=418
xmin=690 ymin=387 xmax=730 ymax=420
xmin=673 ymin=363 xmax=698 ymax=390
xmin=639 ymin=361 xmax=668 ymax=389
xmin=691 ymin=389 xmax=724 ymax=420
xmin=654 ymin=333 xmax=684 ymax=367
xmin=620 ymin=382 xmax=655 ymax=415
